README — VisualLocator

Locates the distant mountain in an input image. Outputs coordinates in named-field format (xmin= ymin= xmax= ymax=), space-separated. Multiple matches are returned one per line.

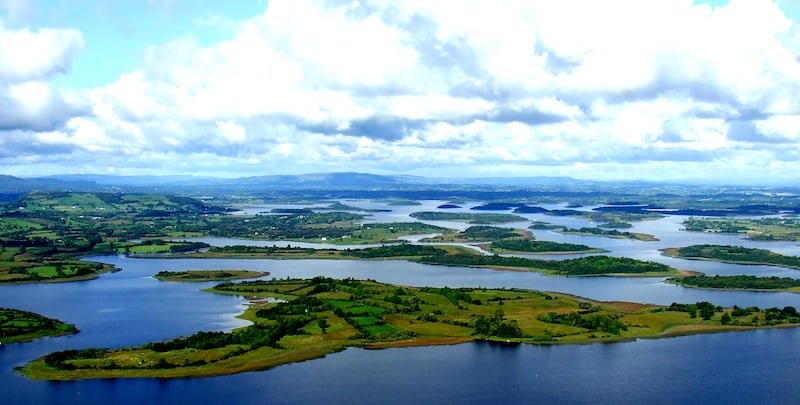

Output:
xmin=0 ymin=175 xmax=31 ymax=190
xmin=0 ymin=175 xmax=97 ymax=194
xmin=429 ymin=176 xmax=585 ymax=186
xmin=39 ymin=174 xmax=211 ymax=186
xmin=229 ymin=173 xmax=588 ymax=188
xmin=232 ymin=172 xmax=412 ymax=188
xmin=0 ymin=172 xmax=594 ymax=194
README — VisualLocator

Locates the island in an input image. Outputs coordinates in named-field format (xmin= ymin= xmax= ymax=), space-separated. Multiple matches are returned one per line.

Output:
xmin=661 ymin=245 xmax=800 ymax=269
xmin=409 ymin=211 xmax=527 ymax=224
xmin=483 ymin=239 xmax=607 ymax=255
xmin=420 ymin=225 xmax=529 ymax=243
xmin=1 ymin=308 xmax=78 ymax=343
xmin=0 ymin=247 xmax=117 ymax=284
xmin=21 ymin=277 xmax=800 ymax=380
xmin=417 ymin=254 xmax=685 ymax=277
xmin=556 ymin=227 xmax=658 ymax=241
xmin=666 ymin=275 xmax=800 ymax=293
xmin=153 ymin=270 xmax=269 ymax=282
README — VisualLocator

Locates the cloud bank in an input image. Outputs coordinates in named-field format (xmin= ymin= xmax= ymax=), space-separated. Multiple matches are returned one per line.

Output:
xmin=2 ymin=0 xmax=800 ymax=183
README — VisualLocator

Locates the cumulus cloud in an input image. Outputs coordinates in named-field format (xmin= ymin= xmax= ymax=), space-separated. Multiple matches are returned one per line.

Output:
xmin=0 ymin=21 xmax=86 ymax=134
xmin=4 ymin=0 xmax=800 ymax=182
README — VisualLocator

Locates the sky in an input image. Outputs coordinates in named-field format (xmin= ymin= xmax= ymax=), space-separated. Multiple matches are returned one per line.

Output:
xmin=2 ymin=0 xmax=800 ymax=184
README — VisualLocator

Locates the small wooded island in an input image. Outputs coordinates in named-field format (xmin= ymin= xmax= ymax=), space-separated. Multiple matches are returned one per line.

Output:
xmin=661 ymin=244 xmax=800 ymax=269
xmin=22 ymin=277 xmax=800 ymax=380
xmin=1 ymin=308 xmax=78 ymax=343
xmin=666 ymin=275 xmax=800 ymax=293
xmin=483 ymin=239 xmax=607 ymax=255
xmin=153 ymin=270 xmax=269 ymax=282
xmin=556 ymin=227 xmax=658 ymax=241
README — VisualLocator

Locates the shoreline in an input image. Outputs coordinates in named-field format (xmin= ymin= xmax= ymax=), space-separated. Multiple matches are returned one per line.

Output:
xmin=21 ymin=322 xmax=799 ymax=380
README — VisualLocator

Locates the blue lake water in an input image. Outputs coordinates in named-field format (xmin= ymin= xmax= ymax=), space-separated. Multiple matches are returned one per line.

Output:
xmin=3 ymin=203 xmax=800 ymax=404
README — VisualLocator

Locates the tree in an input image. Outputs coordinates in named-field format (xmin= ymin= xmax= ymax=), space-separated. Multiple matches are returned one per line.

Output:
xmin=781 ymin=306 xmax=798 ymax=317
xmin=720 ymin=313 xmax=731 ymax=325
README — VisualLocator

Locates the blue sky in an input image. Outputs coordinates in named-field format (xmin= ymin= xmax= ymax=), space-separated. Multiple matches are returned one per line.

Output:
xmin=2 ymin=0 xmax=800 ymax=184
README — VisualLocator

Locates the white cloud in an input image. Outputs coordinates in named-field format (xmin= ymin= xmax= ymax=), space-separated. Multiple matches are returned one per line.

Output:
xmin=0 ymin=22 xmax=83 ymax=82
xmin=215 ymin=120 xmax=246 ymax=143
xmin=4 ymin=0 xmax=800 ymax=183
xmin=0 ymin=21 xmax=85 ymax=132
xmin=755 ymin=115 xmax=800 ymax=141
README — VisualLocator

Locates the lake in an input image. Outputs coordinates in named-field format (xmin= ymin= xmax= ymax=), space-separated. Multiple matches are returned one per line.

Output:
xmin=3 ymin=203 xmax=800 ymax=404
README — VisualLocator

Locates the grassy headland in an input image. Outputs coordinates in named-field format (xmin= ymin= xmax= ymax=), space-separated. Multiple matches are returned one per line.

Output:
xmin=1 ymin=308 xmax=78 ymax=343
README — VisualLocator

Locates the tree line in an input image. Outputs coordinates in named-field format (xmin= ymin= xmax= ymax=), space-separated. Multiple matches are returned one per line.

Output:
xmin=674 ymin=275 xmax=800 ymax=290
xmin=418 ymin=254 xmax=671 ymax=275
